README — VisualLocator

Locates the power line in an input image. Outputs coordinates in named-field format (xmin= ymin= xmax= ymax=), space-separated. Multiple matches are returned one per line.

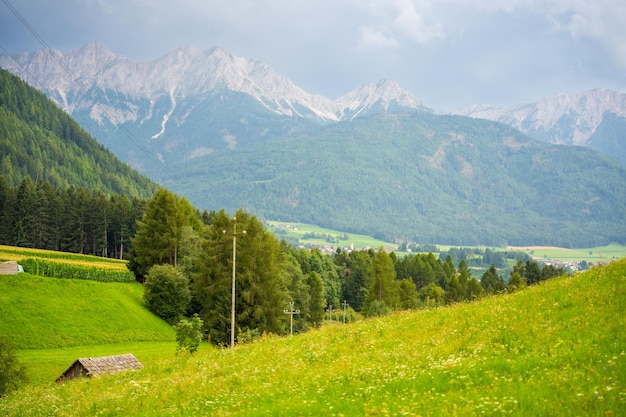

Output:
xmin=0 ymin=0 xmax=171 ymax=180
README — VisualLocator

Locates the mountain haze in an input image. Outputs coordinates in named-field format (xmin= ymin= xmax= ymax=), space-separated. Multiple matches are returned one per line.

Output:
xmin=1 ymin=44 xmax=625 ymax=247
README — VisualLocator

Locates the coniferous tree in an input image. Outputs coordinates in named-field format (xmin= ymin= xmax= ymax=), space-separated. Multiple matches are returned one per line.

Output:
xmin=524 ymin=260 xmax=542 ymax=285
xmin=0 ymin=183 xmax=17 ymax=245
xmin=306 ymin=271 xmax=326 ymax=327
xmin=282 ymin=249 xmax=310 ymax=332
xmin=466 ymin=276 xmax=484 ymax=300
xmin=0 ymin=177 xmax=8 ymax=244
xmin=129 ymin=188 xmax=201 ymax=282
xmin=441 ymin=255 xmax=456 ymax=290
xmin=363 ymin=249 xmax=400 ymax=316
xmin=399 ymin=278 xmax=419 ymax=309
xmin=194 ymin=209 xmax=290 ymax=345
xmin=457 ymin=259 xmax=471 ymax=300
xmin=30 ymin=184 xmax=50 ymax=249
xmin=507 ymin=271 xmax=525 ymax=292
xmin=15 ymin=177 xmax=36 ymax=247
xmin=481 ymin=264 xmax=505 ymax=294
xmin=337 ymin=249 xmax=372 ymax=312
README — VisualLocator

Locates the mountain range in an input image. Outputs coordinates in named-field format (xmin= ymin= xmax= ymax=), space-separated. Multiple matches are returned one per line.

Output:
xmin=1 ymin=43 xmax=625 ymax=247
xmin=455 ymin=89 xmax=626 ymax=166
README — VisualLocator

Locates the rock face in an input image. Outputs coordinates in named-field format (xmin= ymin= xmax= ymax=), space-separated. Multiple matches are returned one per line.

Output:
xmin=0 ymin=42 xmax=427 ymax=126
xmin=455 ymin=89 xmax=626 ymax=164
xmin=3 ymin=43 xmax=623 ymax=165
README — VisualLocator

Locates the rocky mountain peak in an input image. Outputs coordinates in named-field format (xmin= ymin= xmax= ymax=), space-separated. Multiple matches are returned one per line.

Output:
xmin=337 ymin=79 xmax=431 ymax=120
xmin=455 ymin=88 xmax=626 ymax=146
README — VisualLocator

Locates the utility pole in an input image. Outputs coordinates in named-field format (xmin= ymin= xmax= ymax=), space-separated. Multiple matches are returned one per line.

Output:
xmin=283 ymin=301 xmax=300 ymax=336
xmin=342 ymin=300 xmax=349 ymax=323
xmin=326 ymin=304 xmax=333 ymax=322
xmin=224 ymin=216 xmax=245 ymax=348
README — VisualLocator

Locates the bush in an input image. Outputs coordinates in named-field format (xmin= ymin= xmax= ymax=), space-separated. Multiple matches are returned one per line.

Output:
xmin=0 ymin=337 xmax=28 ymax=397
xmin=143 ymin=264 xmax=191 ymax=324
xmin=175 ymin=314 xmax=204 ymax=355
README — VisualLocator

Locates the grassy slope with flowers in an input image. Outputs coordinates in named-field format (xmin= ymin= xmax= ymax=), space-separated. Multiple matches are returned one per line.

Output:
xmin=1 ymin=259 xmax=625 ymax=416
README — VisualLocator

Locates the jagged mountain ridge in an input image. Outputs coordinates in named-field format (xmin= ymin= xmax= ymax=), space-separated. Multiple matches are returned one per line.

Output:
xmin=0 ymin=42 xmax=427 ymax=126
xmin=455 ymin=89 xmax=626 ymax=165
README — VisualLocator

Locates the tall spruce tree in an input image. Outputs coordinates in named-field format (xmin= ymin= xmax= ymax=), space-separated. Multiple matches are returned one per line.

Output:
xmin=129 ymin=188 xmax=201 ymax=282
xmin=194 ymin=209 xmax=290 ymax=345
xmin=363 ymin=249 xmax=400 ymax=316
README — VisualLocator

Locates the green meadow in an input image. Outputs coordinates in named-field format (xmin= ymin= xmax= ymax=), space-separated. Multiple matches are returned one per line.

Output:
xmin=506 ymin=243 xmax=626 ymax=263
xmin=0 ymin=273 xmax=173 ymax=351
xmin=267 ymin=221 xmax=626 ymax=263
xmin=267 ymin=221 xmax=395 ymax=249
xmin=1 ymin=252 xmax=625 ymax=415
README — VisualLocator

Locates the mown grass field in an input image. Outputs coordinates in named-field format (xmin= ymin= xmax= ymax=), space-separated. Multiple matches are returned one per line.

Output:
xmin=1 ymin=255 xmax=624 ymax=416
xmin=0 ymin=271 xmax=176 ymax=386
xmin=0 ymin=273 xmax=173 ymax=350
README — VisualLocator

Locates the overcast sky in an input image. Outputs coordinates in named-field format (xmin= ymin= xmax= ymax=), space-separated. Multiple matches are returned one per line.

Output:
xmin=1 ymin=0 xmax=625 ymax=110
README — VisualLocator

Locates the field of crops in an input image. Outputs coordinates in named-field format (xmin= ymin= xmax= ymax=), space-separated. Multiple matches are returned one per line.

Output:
xmin=0 ymin=245 xmax=134 ymax=281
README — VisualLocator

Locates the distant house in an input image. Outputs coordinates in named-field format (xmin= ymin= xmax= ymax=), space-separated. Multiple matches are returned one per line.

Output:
xmin=56 ymin=353 xmax=143 ymax=382
xmin=0 ymin=261 xmax=19 ymax=275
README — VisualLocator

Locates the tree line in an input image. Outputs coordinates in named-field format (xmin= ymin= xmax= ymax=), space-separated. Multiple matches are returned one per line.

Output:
xmin=0 ymin=176 xmax=146 ymax=258
xmin=132 ymin=189 xmax=566 ymax=346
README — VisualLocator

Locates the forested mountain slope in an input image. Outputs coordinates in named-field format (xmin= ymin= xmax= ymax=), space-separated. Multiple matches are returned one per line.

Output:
xmin=172 ymin=112 xmax=626 ymax=247
xmin=0 ymin=69 xmax=158 ymax=198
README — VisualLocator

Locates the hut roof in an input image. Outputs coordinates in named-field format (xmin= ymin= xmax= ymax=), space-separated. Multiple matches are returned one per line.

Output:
xmin=56 ymin=353 xmax=143 ymax=382
xmin=0 ymin=261 xmax=19 ymax=275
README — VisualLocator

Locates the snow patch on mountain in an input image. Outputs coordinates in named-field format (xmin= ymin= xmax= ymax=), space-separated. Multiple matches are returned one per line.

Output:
xmin=152 ymin=88 xmax=177 ymax=139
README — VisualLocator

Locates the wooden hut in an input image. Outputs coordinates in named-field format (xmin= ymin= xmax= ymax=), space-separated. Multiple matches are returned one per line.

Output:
xmin=0 ymin=261 xmax=19 ymax=275
xmin=56 ymin=353 xmax=143 ymax=382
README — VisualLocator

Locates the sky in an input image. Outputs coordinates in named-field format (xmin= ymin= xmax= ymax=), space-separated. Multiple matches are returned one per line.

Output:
xmin=1 ymin=0 xmax=625 ymax=111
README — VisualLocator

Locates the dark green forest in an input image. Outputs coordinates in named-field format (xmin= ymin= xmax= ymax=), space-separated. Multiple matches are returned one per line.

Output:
xmin=0 ymin=69 xmax=158 ymax=198
xmin=0 ymin=176 xmax=146 ymax=257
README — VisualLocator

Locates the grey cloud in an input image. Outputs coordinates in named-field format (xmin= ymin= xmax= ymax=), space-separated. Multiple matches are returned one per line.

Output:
xmin=1 ymin=0 xmax=624 ymax=110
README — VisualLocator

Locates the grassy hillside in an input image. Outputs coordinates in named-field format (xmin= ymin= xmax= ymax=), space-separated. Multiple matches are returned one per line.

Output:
xmin=0 ymin=273 xmax=173 ymax=350
xmin=1 ymin=259 xmax=624 ymax=415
